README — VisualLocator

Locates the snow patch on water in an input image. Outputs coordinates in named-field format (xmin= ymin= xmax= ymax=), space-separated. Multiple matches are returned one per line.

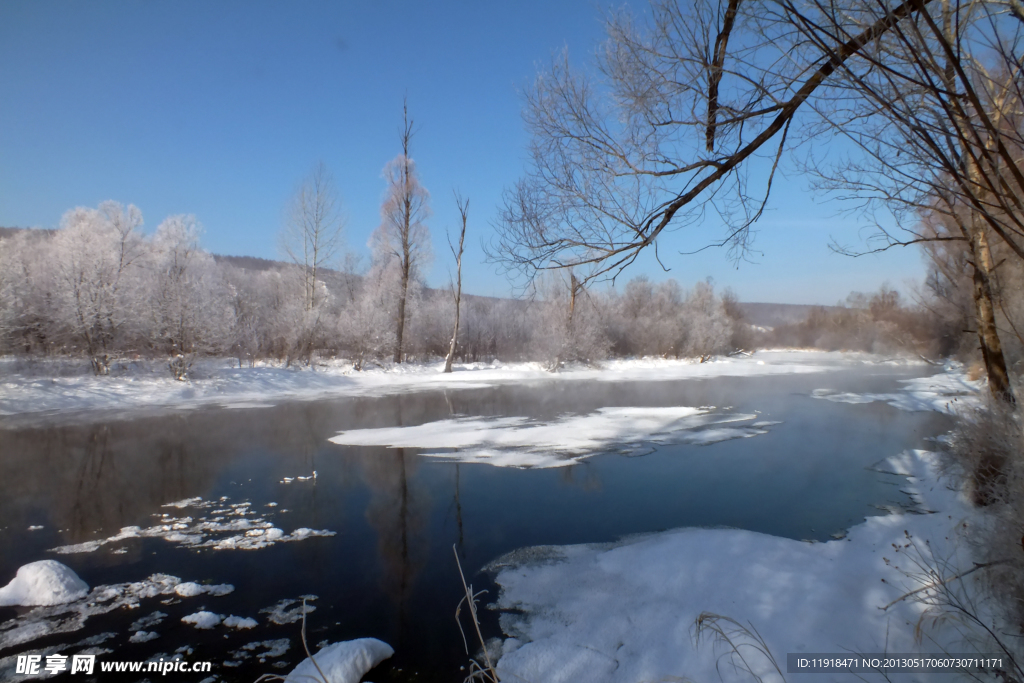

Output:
xmin=260 ymin=596 xmax=317 ymax=625
xmin=813 ymin=364 xmax=981 ymax=414
xmin=181 ymin=611 xmax=222 ymax=629
xmin=0 ymin=574 xmax=231 ymax=650
xmin=48 ymin=496 xmax=333 ymax=554
xmin=329 ymin=406 xmax=778 ymax=469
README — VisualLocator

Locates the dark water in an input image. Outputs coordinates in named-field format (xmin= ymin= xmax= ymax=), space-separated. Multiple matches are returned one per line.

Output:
xmin=0 ymin=365 xmax=952 ymax=681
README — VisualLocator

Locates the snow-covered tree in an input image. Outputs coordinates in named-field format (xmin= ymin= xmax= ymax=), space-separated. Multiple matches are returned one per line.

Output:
xmin=51 ymin=201 xmax=145 ymax=373
xmin=372 ymin=100 xmax=431 ymax=363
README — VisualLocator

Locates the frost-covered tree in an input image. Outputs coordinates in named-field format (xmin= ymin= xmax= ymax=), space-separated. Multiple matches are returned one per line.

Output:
xmin=148 ymin=215 xmax=230 ymax=379
xmin=532 ymin=271 xmax=611 ymax=369
xmin=681 ymin=280 xmax=733 ymax=361
xmin=372 ymin=100 xmax=431 ymax=363
xmin=281 ymin=162 xmax=344 ymax=312
xmin=51 ymin=201 xmax=145 ymax=373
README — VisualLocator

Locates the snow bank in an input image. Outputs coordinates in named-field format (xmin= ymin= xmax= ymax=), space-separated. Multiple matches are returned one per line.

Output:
xmin=0 ymin=351 xmax=871 ymax=424
xmin=0 ymin=560 xmax=89 ymax=606
xmin=813 ymin=363 xmax=981 ymax=414
xmin=490 ymin=449 xmax=984 ymax=683
xmin=284 ymin=638 xmax=394 ymax=683
xmin=329 ymin=406 xmax=774 ymax=469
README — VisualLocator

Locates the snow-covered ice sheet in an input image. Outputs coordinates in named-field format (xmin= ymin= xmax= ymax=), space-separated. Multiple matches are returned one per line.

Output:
xmin=489 ymin=449 xmax=986 ymax=683
xmin=0 ymin=351 xmax=882 ymax=426
xmin=813 ymin=363 xmax=982 ymax=414
xmin=329 ymin=406 xmax=775 ymax=468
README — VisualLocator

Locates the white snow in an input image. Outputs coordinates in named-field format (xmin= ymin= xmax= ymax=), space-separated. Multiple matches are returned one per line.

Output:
xmin=0 ymin=351 xmax=877 ymax=424
xmin=0 ymin=573 xmax=229 ymax=650
xmin=813 ymin=363 xmax=982 ymax=414
xmin=490 ymin=449 xmax=988 ymax=683
xmin=49 ymin=495 xmax=332 ymax=554
xmin=181 ymin=611 xmax=222 ymax=630
xmin=329 ymin=406 xmax=774 ymax=468
xmin=284 ymin=638 xmax=394 ymax=683
xmin=260 ymin=596 xmax=317 ymax=625
xmin=129 ymin=630 xmax=160 ymax=643
xmin=0 ymin=560 xmax=89 ymax=606
xmin=223 ymin=616 xmax=257 ymax=629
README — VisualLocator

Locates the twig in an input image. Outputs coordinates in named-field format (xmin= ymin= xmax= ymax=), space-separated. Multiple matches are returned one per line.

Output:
xmin=454 ymin=544 xmax=499 ymax=681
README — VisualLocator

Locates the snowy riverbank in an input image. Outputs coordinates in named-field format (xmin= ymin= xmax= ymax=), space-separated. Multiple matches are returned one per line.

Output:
xmin=489 ymin=448 xmax=996 ymax=683
xmin=0 ymin=350 xmax=971 ymax=426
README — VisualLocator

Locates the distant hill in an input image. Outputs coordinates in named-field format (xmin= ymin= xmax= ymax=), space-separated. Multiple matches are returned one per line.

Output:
xmin=212 ymin=254 xmax=283 ymax=272
xmin=736 ymin=302 xmax=837 ymax=328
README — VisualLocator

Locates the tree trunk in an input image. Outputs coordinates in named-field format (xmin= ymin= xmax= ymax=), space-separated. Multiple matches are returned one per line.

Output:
xmin=968 ymin=217 xmax=1015 ymax=403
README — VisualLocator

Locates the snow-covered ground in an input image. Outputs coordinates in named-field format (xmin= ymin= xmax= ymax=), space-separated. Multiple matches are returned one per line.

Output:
xmin=490 ymin=449 xmax=995 ymax=683
xmin=0 ymin=350 xmax=931 ymax=425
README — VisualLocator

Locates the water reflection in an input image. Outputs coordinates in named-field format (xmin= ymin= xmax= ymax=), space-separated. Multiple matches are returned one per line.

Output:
xmin=0 ymin=367 xmax=954 ymax=681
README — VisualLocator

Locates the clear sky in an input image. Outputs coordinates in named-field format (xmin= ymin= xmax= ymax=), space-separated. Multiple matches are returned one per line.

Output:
xmin=0 ymin=0 xmax=927 ymax=305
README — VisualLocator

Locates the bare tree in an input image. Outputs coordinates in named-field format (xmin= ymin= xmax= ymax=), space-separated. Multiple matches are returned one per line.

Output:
xmin=493 ymin=0 xmax=1024 ymax=402
xmin=372 ymin=100 xmax=431 ymax=363
xmin=281 ymin=161 xmax=344 ymax=313
xmin=444 ymin=193 xmax=469 ymax=373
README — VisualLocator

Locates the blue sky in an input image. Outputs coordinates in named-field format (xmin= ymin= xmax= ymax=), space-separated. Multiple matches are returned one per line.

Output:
xmin=0 ymin=0 xmax=926 ymax=305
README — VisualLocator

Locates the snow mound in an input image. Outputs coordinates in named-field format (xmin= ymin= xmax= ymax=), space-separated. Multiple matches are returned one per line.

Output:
xmin=181 ymin=611 xmax=222 ymax=629
xmin=284 ymin=638 xmax=394 ymax=683
xmin=0 ymin=560 xmax=89 ymax=606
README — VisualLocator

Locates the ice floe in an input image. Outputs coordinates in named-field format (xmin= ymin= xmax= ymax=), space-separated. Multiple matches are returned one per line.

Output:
xmin=284 ymin=638 xmax=394 ymax=683
xmin=48 ymin=496 xmax=333 ymax=554
xmin=129 ymin=630 xmax=160 ymax=643
xmin=260 ymin=596 xmax=317 ymax=625
xmin=813 ymin=363 xmax=982 ymax=414
xmin=181 ymin=611 xmax=222 ymax=630
xmin=0 ymin=573 xmax=232 ymax=650
xmin=329 ymin=406 xmax=776 ymax=468
xmin=222 ymin=616 xmax=257 ymax=629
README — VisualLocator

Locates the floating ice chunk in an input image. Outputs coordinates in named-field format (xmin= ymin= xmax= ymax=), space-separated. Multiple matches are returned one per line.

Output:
xmin=130 ymin=611 xmax=167 ymax=631
xmin=129 ymin=630 xmax=160 ymax=643
xmin=162 ymin=497 xmax=203 ymax=509
xmin=0 ymin=560 xmax=89 ymax=606
xmin=329 ymin=406 xmax=773 ymax=469
xmin=223 ymin=616 xmax=257 ymax=630
xmin=174 ymin=582 xmax=204 ymax=597
xmin=27 ymin=525 xmax=43 ymax=531
xmin=181 ymin=611 xmax=223 ymax=630
xmin=284 ymin=638 xmax=394 ymax=683
xmin=260 ymin=597 xmax=317 ymax=625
